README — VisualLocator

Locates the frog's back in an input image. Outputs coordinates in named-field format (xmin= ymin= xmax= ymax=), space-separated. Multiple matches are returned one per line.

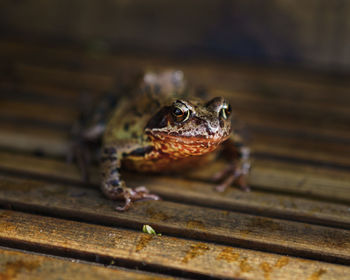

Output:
xmin=104 ymin=70 xmax=187 ymax=146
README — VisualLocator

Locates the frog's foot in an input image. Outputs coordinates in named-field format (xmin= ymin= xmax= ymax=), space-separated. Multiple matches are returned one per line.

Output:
xmin=213 ymin=162 xmax=250 ymax=193
xmin=116 ymin=187 xmax=160 ymax=212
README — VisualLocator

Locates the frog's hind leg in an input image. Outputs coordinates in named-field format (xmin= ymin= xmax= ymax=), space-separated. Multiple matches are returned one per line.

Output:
xmin=101 ymin=146 xmax=160 ymax=211
xmin=69 ymin=92 xmax=118 ymax=181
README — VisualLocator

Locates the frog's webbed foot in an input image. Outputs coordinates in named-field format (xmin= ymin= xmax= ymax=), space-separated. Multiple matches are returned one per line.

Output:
xmin=115 ymin=187 xmax=160 ymax=212
xmin=214 ymin=163 xmax=250 ymax=192
xmin=213 ymin=147 xmax=251 ymax=192
xmin=101 ymin=147 xmax=160 ymax=211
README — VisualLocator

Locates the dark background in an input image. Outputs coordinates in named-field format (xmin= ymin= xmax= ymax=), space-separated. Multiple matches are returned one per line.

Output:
xmin=1 ymin=0 xmax=349 ymax=73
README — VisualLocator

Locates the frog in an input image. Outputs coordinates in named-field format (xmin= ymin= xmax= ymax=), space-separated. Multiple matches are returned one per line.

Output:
xmin=76 ymin=70 xmax=251 ymax=211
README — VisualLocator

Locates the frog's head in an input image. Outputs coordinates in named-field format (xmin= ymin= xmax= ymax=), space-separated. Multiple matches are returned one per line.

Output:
xmin=145 ymin=97 xmax=232 ymax=157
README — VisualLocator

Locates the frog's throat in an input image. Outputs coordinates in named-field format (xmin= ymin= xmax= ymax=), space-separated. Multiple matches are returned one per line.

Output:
xmin=147 ymin=132 xmax=229 ymax=157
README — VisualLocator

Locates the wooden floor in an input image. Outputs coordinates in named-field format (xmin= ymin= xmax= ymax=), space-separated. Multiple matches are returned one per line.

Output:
xmin=0 ymin=39 xmax=350 ymax=280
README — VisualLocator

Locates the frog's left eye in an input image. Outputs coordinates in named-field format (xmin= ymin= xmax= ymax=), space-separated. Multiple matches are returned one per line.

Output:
xmin=171 ymin=101 xmax=190 ymax=122
xmin=219 ymin=103 xmax=232 ymax=120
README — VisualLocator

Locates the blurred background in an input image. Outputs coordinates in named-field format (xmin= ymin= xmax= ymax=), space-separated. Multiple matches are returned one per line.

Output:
xmin=0 ymin=0 xmax=349 ymax=171
xmin=1 ymin=0 xmax=350 ymax=72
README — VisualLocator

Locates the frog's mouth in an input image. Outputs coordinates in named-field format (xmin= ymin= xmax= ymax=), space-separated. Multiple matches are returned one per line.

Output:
xmin=147 ymin=131 xmax=229 ymax=157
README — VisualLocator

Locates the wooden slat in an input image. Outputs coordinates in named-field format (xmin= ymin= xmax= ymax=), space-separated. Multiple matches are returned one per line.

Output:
xmin=1 ymin=113 xmax=350 ymax=170
xmin=0 ymin=173 xmax=349 ymax=264
xmin=0 ymin=123 xmax=69 ymax=157
xmin=7 ymin=63 xmax=350 ymax=128
xmin=1 ymin=133 xmax=350 ymax=206
xmin=10 ymin=63 xmax=116 ymax=91
xmin=2 ymin=79 xmax=350 ymax=143
xmin=1 ymin=40 xmax=350 ymax=103
xmin=0 ymin=210 xmax=349 ymax=280
xmin=1 ymin=78 xmax=350 ymax=207
xmin=0 ymin=100 xmax=78 ymax=125
xmin=2 ymin=39 xmax=350 ymax=115
xmin=1 ymin=38 xmax=350 ymax=280
xmin=1 ymin=146 xmax=350 ymax=217
xmin=0 ymin=247 xmax=176 ymax=280
xmin=0 ymin=80 xmax=86 ymax=102
xmin=2 ymin=89 xmax=350 ymax=147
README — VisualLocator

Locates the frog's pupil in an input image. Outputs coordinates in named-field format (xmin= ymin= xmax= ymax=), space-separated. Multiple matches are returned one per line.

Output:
xmin=173 ymin=107 xmax=183 ymax=116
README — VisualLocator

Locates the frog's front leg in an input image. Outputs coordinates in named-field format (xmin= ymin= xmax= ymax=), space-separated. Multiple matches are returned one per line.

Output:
xmin=214 ymin=133 xmax=251 ymax=192
xmin=101 ymin=146 xmax=160 ymax=211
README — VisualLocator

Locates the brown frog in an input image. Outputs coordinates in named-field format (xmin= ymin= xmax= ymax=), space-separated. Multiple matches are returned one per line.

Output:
xmin=78 ymin=70 xmax=250 ymax=211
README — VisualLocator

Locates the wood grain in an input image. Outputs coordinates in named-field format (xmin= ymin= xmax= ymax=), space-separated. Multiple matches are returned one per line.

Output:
xmin=0 ymin=174 xmax=349 ymax=264
xmin=0 ymin=247 xmax=176 ymax=280
xmin=0 ymin=210 xmax=349 ymax=280
xmin=2 ymin=79 xmax=350 ymax=143
xmin=0 ymin=150 xmax=349 ymax=227
xmin=1 ymin=38 xmax=350 ymax=279
xmin=1 ymin=114 xmax=350 ymax=170
xmin=0 ymin=100 xmax=77 ymax=125
xmin=1 ymin=40 xmax=350 ymax=100
xmin=0 ymin=124 xmax=69 ymax=157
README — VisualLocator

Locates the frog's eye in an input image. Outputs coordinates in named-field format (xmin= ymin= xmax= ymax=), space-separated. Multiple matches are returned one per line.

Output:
xmin=219 ymin=103 xmax=232 ymax=120
xmin=171 ymin=101 xmax=190 ymax=122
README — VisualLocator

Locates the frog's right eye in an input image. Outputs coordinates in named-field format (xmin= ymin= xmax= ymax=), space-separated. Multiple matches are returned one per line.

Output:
xmin=171 ymin=101 xmax=190 ymax=122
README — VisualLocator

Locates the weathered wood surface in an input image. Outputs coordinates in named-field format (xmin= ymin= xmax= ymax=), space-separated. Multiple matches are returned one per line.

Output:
xmin=0 ymin=151 xmax=349 ymax=230
xmin=0 ymin=39 xmax=350 ymax=279
xmin=1 ymin=97 xmax=350 ymax=168
xmin=1 ymin=173 xmax=350 ymax=265
xmin=1 ymin=210 xmax=349 ymax=280
xmin=1 ymin=48 xmax=350 ymax=169
xmin=0 ymin=247 xmax=176 ymax=280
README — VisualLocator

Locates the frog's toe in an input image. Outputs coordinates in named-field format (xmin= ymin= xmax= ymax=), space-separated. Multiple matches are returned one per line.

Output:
xmin=115 ymin=195 xmax=132 ymax=211
xmin=214 ymin=164 xmax=250 ymax=192
xmin=129 ymin=187 xmax=160 ymax=201
xmin=115 ymin=187 xmax=160 ymax=212
xmin=212 ymin=165 xmax=233 ymax=182
xmin=134 ymin=186 xmax=149 ymax=193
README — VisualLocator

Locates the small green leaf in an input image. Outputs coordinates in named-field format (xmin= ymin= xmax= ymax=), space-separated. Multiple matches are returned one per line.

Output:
xmin=142 ymin=225 xmax=162 ymax=236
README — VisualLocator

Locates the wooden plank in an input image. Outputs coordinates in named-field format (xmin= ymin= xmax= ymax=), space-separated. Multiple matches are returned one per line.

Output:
xmin=9 ymin=63 xmax=116 ymax=91
xmin=2 ymin=78 xmax=350 ymax=142
xmin=0 ymin=174 xmax=349 ymax=264
xmin=2 ymin=87 xmax=350 ymax=148
xmin=7 ymin=63 xmax=350 ymax=127
xmin=187 ymin=160 xmax=350 ymax=204
xmin=0 ymin=147 xmax=343 ymax=220
xmin=251 ymin=136 xmax=350 ymax=168
xmin=0 ymin=100 xmax=78 ymax=126
xmin=0 ymin=81 xmax=81 ymax=106
xmin=1 ymin=115 xmax=349 ymax=170
xmin=1 ymin=40 xmax=350 ymax=103
xmin=0 ymin=124 xmax=68 ymax=157
xmin=236 ymin=113 xmax=350 ymax=143
xmin=0 ymin=210 xmax=349 ymax=280
xmin=0 ymin=247 xmax=176 ymax=280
